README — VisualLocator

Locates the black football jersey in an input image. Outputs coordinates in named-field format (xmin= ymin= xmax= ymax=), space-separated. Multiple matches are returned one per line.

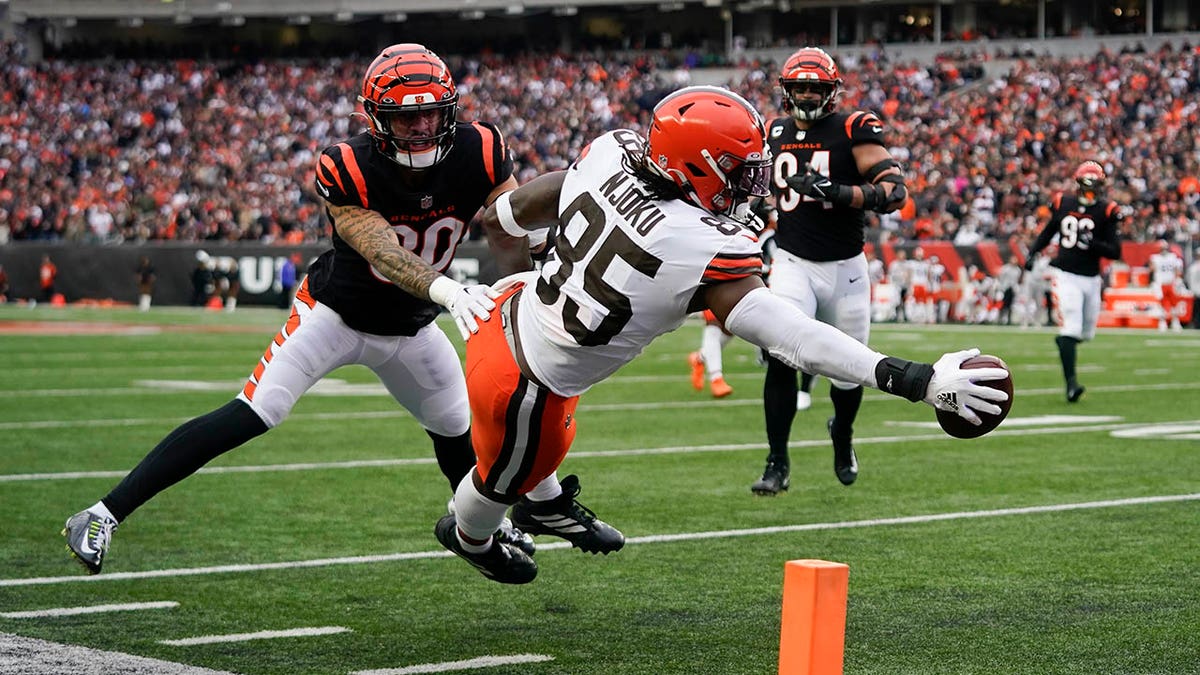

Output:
xmin=767 ymin=111 xmax=887 ymax=262
xmin=311 ymin=122 xmax=513 ymax=335
xmin=1031 ymin=193 xmax=1123 ymax=277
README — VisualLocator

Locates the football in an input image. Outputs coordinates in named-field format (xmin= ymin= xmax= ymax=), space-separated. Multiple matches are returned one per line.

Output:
xmin=935 ymin=355 xmax=1013 ymax=439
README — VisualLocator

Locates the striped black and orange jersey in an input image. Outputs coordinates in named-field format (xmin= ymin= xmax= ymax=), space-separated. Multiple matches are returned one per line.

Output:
xmin=767 ymin=110 xmax=887 ymax=262
xmin=1031 ymin=193 xmax=1123 ymax=277
xmin=310 ymin=121 xmax=513 ymax=335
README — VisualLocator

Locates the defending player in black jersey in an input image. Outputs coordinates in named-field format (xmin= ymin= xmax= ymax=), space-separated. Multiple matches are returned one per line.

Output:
xmin=752 ymin=47 xmax=908 ymax=495
xmin=1025 ymin=160 xmax=1123 ymax=402
xmin=62 ymin=44 xmax=533 ymax=574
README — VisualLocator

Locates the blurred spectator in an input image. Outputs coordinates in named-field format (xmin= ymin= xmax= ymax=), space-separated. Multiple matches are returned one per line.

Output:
xmin=997 ymin=255 xmax=1023 ymax=325
xmin=135 ymin=255 xmax=156 ymax=311
xmin=0 ymin=42 xmax=1197 ymax=251
xmin=1187 ymin=254 xmax=1200 ymax=328
xmin=216 ymin=257 xmax=239 ymax=312
xmin=190 ymin=250 xmax=215 ymax=306
xmin=278 ymin=252 xmax=300 ymax=309
xmin=38 ymin=254 xmax=57 ymax=302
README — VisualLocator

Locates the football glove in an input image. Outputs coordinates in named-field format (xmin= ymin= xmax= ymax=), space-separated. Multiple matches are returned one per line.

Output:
xmin=428 ymin=276 xmax=499 ymax=341
xmin=785 ymin=164 xmax=846 ymax=204
xmin=923 ymin=348 xmax=1009 ymax=425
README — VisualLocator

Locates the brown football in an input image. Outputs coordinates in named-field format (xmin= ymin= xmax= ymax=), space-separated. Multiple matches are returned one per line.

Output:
xmin=935 ymin=355 xmax=1013 ymax=439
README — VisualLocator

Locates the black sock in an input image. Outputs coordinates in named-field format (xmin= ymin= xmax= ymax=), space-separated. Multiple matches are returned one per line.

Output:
xmin=763 ymin=357 xmax=797 ymax=466
xmin=799 ymin=371 xmax=815 ymax=394
xmin=829 ymin=386 xmax=864 ymax=440
xmin=1055 ymin=335 xmax=1079 ymax=385
xmin=427 ymin=429 xmax=475 ymax=492
xmin=102 ymin=399 xmax=269 ymax=522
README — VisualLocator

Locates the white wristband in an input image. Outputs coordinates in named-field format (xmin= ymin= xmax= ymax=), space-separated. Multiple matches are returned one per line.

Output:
xmin=494 ymin=191 xmax=523 ymax=237
xmin=428 ymin=276 xmax=463 ymax=308
xmin=495 ymin=190 xmax=548 ymax=249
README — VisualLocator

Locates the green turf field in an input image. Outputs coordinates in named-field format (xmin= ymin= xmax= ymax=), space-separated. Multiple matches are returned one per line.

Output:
xmin=2 ymin=305 xmax=1198 ymax=674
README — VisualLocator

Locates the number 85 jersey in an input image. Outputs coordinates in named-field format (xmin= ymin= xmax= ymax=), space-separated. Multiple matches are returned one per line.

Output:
xmin=515 ymin=130 xmax=764 ymax=396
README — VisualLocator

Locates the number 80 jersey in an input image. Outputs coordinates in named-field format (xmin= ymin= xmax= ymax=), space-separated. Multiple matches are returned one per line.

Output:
xmin=515 ymin=130 xmax=764 ymax=396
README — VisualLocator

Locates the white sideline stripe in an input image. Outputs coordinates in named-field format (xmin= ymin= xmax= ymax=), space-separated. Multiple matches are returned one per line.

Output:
xmin=4 ymin=381 xmax=1195 ymax=427
xmin=1 ymin=419 xmax=1191 ymax=483
xmin=4 ymin=494 xmax=1195 ymax=588
xmin=624 ymin=494 xmax=1200 ymax=544
xmin=0 ymin=632 xmax=238 ymax=675
xmin=352 ymin=653 xmax=554 ymax=674
xmin=3 ymin=377 xmax=1198 ymax=406
xmin=159 ymin=626 xmax=351 ymax=647
xmin=886 ymin=414 xmax=1123 ymax=429
xmin=0 ymin=601 xmax=178 ymax=619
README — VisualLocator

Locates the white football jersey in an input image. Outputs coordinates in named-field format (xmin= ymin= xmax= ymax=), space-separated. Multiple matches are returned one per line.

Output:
xmin=887 ymin=259 xmax=910 ymax=287
xmin=515 ymin=130 xmax=763 ymax=396
xmin=1149 ymin=251 xmax=1183 ymax=286
xmin=908 ymin=258 xmax=932 ymax=288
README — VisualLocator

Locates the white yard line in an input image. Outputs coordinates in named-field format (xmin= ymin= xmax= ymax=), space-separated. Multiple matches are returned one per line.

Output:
xmin=158 ymin=626 xmax=351 ymax=647
xmin=2 ymin=418 xmax=1192 ymax=483
xmin=351 ymin=654 xmax=555 ymax=675
xmin=3 ymin=374 xmax=1198 ymax=401
xmin=2 ymin=417 xmax=1190 ymax=480
xmin=0 ymin=632 xmax=238 ymax=675
xmin=4 ymin=380 xmax=1200 ymax=432
xmin=4 ymin=493 xmax=1196 ymax=588
xmin=0 ymin=601 xmax=178 ymax=619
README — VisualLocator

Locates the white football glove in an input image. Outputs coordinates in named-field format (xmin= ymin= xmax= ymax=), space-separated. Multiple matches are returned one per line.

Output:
xmin=923 ymin=348 xmax=1010 ymax=425
xmin=428 ymin=276 xmax=500 ymax=341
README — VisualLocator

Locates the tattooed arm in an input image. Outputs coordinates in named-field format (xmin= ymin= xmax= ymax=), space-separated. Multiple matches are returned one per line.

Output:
xmin=325 ymin=200 xmax=497 ymax=338
xmin=327 ymin=202 xmax=442 ymax=299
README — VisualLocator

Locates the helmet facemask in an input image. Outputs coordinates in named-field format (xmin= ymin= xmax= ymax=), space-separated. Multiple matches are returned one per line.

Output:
xmin=360 ymin=96 xmax=457 ymax=168
xmin=1074 ymin=161 xmax=1106 ymax=206
xmin=782 ymin=80 xmax=839 ymax=122
xmin=358 ymin=43 xmax=459 ymax=169
xmin=779 ymin=47 xmax=843 ymax=122
xmin=702 ymin=150 xmax=772 ymax=221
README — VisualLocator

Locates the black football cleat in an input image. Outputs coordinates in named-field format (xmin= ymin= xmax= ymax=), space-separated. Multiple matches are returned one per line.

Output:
xmin=751 ymin=460 xmax=790 ymax=496
xmin=447 ymin=498 xmax=535 ymax=556
xmin=435 ymin=514 xmax=537 ymax=585
xmin=511 ymin=475 xmax=625 ymax=554
xmin=62 ymin=510 xmax=118 ymax=575
xmin=495 ymin=518 xmax=536 ymax=557
xmin=829 ymin=417 xmax=859 ymax=486
xmin=1067 ymin=383 xmax=1086 ymax=403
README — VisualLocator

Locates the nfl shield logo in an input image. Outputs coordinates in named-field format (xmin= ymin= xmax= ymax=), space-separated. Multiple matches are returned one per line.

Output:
xmin=420 ymin=195 xmax=433 ymax=209
xmin=795 ymin=130 xmax=806 ymax=141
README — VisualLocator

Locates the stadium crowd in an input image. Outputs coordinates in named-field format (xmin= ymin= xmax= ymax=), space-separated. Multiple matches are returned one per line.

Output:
xmin=1 ymin=39 xmax=1198 ymax=253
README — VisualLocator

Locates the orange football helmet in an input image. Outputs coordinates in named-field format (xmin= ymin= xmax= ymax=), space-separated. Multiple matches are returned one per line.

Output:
xmin=644 ymin=86 xmax=771 ymax=220
xmin=1073 ymin=160 xmax=1106 ymax=206
xmin=358 ymin=43 xmax=458 ymax=168
xmin=778 ymin=47 xmax=843 ymax=121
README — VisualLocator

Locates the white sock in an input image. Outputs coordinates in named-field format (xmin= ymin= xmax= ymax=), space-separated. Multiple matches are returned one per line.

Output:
xmin=138 ymin=295 xmax=151 ymax=311
xmin=451 ymin=474 xmax=508 ymax=551
xmin=524 ymin=472 xmax=562 ymax=502
xmin=700 ymin=325 xmax=725 ymax=380
xmin=89 ymin=501 xmax=117 ymax=524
